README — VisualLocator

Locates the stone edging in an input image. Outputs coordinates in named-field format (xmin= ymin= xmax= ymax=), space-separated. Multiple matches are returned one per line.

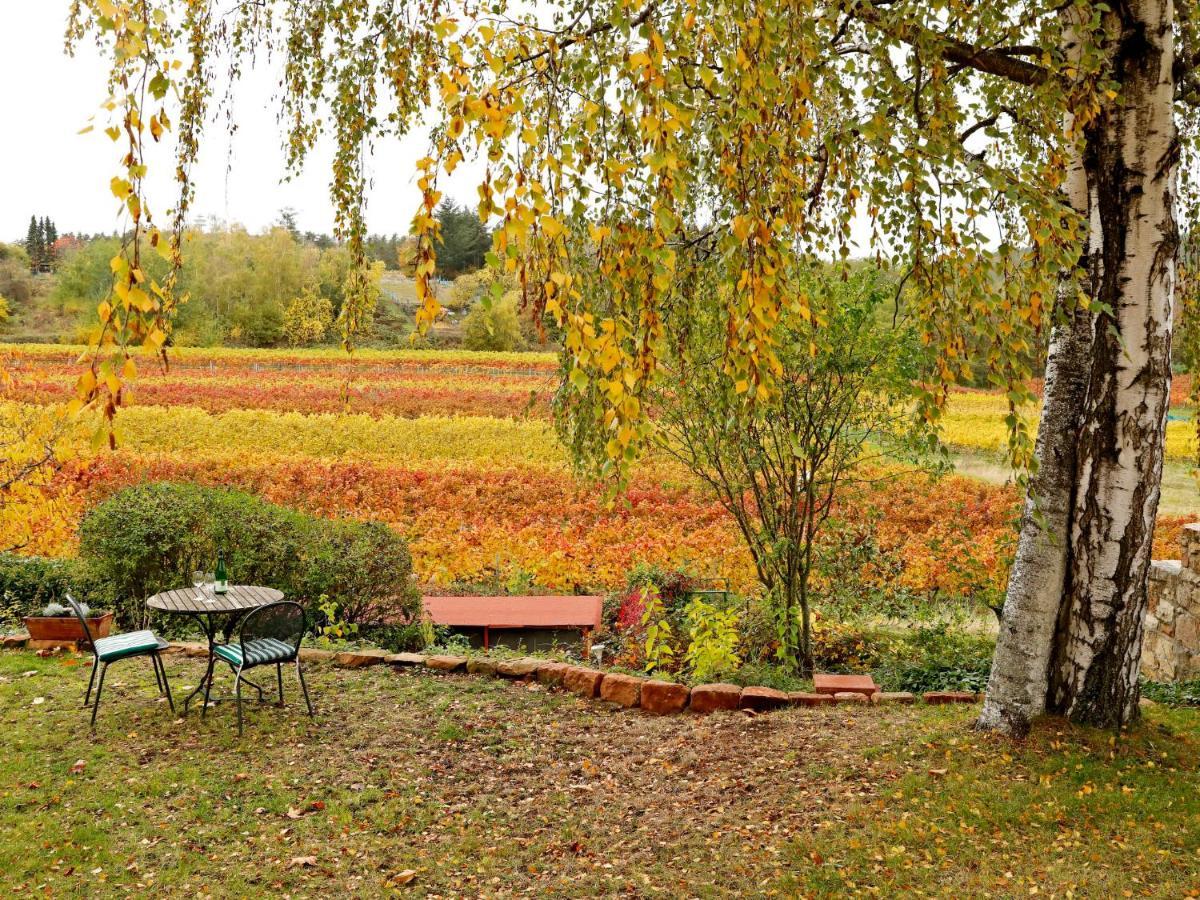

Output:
xmin=0 ymin=636 xmax=982 ymax=714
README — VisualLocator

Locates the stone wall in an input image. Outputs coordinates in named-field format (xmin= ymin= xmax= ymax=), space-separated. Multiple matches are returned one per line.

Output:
xmin=1143 ymin=524 xmax=1200 ymax=682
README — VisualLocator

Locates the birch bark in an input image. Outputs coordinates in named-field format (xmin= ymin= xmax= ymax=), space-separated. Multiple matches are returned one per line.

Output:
xmin=980 ymin=0 xmax=1178 ymax=732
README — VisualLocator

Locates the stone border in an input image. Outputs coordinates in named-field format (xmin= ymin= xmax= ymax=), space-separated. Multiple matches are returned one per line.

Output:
xmin=0 ymin=635 xmax=982 ymax=714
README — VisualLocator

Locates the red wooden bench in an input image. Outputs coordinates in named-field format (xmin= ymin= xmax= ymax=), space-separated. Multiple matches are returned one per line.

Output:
xmin=422 ymin=595 xmax=603 ymax=650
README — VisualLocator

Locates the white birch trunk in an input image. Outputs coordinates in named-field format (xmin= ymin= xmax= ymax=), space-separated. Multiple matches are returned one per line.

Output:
xmin=976 ymin=306 xmax=1094 ymax=735
xmin=980 ymin=0 xmax=1178 ymax=732
xmin=977 ymin=13 xmax=1096 ymax=737
xmin=1048 ymin=0 xmax=1178 ymax=728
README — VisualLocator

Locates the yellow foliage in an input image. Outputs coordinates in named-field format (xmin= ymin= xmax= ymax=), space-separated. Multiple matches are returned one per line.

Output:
xmin=2 ymin=402 xmax=565 ymax=470
xmin=941 ymin=391 xmax=1197 ymax=462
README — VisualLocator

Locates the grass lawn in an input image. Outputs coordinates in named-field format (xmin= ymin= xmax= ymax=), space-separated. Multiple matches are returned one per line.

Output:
xmin=2 ymin=650 xmax=1200 ymax=897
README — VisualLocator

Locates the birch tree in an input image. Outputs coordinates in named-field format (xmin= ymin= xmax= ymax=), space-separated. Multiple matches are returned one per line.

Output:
xmin=66 ymin=0 xmax=1199 ymax=730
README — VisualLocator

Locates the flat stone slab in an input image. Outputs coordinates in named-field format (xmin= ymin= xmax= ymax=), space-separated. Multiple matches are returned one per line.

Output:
xmin=300 ymin=648 xmax=336 ymax=662
xmin=923 ymin=690 xmax=978 ymax=704
xmin=813 ymin=673 xmax=878 ymax=698
xmin=689 ymin=683 xmax=742 ymax=713
xmin=1 ymin=634 xmax=30 ymax=649
xmin=740 ymin=686 xmax=789 ymax=712
xmin=562 ymin=666 xmax=605 ymax=698
xmin=425 ymin=655 xmax=468 ymax=672
xmin=832 ymin=691 xmax=870 ymax=704
xmin=788 ymin=691 xmax=835 ymax=707
xmin=27 ymin=639 xmax=78 ymax=651
xmin=335 ymin=649 xmax=390 ymax=668
xmin=387 ymin=652 xmax=428 ymax=666
xmin=876 ymin=691 xmax=915 ymax=704
xmin=536 ymin=662 xmax=569 ymax=685
xmin=167 ymin=641 xmax=207 ymax=656
xmin=599 ymin=673 xmax=643 ymax=708
xmin=497 ymin=658 xmax=542 ymax=679
xmin=466 ymin=657 xmax=499 ymax=676
xmin=641 ymin=680 xmax=689 ymax=714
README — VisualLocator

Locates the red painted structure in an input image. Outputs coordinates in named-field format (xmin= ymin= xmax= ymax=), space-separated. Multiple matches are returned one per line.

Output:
xmin=422 ymin=595 xmax=603 ymax=650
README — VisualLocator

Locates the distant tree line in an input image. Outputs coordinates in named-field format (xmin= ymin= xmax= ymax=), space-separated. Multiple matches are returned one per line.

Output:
xmin=276 ymin=200 xmax=490 ymax=278
xmin=7 ymin=199 xmax=498 ymax=345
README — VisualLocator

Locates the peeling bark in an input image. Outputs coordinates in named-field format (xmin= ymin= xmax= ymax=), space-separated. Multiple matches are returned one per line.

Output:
xmin=981 ymin=0 xmax=1178 ymax=733
xmin=1049 ymin=0 xmax=1178 ymax=728
xmin=977 ymin=305 xmax=1094 ymax=736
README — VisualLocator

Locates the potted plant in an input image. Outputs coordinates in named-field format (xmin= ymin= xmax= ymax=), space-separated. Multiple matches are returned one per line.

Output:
xmin=23 ymin=601 xmax=113 ymax=647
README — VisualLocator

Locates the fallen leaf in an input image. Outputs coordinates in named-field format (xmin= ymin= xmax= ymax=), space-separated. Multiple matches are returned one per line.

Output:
xmin=286 ymin=807 xmax=303 ymax=819
xmin=928 ymin=768 xmax=948 ymax=777
xmin=32 ymin=697 xmax=45 ymax=705
xmin=309 ymin=800 xmax=326 ymax=811
xmin=395 ymin=869 xmax=417 ymax=885
xmin=288 ymin=856 xmax=317 ymax=869
xmin=70 ymin=760 xmax=87 ymax=775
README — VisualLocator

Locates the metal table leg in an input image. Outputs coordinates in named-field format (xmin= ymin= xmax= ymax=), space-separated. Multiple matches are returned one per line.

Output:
xmin=181 ymin=614 xmax=218 ymax=716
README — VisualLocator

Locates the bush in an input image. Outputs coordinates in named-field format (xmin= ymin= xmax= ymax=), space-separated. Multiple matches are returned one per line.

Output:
xmin=282 ymin=290 xmax=335 ymax=346
xmin=0 ymin=554 xmax=107 ymax=629
xmin=462 ymin=295 xmax=525 ymax=351
xmin=1140 ymin=679 xmax=1200 ymax=707
xmin=875 ymin=624 xmax=993 ymax=693
xmin=78 ymin=482 xmax=420 ymax=632
xmin=804 ymin=619 xmax=994 ymax=692
xmin=297 ymin=518 xmax=416 ymax=625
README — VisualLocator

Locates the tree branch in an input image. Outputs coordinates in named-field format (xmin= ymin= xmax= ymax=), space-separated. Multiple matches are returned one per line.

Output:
xmin=851 ymin=5 xmax=1050 ymax=88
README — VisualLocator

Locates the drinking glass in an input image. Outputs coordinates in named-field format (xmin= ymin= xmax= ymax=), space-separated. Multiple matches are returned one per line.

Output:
xmin=195 ymin=571 xmax=214 ymax=602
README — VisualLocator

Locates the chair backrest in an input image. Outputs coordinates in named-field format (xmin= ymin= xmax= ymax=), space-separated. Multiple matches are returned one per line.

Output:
xmin=64 ymin=593 xmax=97 ymax=654
xmin=239 ymin=601 xmax=306 ymax=657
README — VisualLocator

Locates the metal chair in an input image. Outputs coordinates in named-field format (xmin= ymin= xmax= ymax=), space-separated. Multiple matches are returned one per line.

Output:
xmin=66 ymin=594 xmax=174 ymax=728
xmin=212 ymin=601 xmax=314 ymax=735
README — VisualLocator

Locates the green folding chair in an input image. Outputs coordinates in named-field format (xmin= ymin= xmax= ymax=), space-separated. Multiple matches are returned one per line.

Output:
xmin=66 ymin=594 xmax=174 ymax=728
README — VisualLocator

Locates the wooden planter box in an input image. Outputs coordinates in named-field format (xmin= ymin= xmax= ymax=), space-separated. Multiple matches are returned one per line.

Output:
xmin=22 ymin=612 xmax=113 ymax=648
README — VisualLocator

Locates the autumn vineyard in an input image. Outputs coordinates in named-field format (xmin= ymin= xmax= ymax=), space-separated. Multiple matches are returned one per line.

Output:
xmin=1 ymin=342 xmax=1192 ymax=602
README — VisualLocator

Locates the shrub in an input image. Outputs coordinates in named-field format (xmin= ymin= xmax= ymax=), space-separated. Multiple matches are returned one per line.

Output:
xmin=640 ymin=584 xmax=676 ymax=675
xmin=873 ymin=624 xmax=993 ymax=693
xmin=810 ymin=620 xmax=993 ymax=693
xmin=297 ymin=518 xmax=417 ymax=626
xmin=282 ymin=290 xmax=335 ymax=346
xmin=682 ymin=597 xmax=742 ymax=682
xmin=1141 ymin=678 xmax=1200 ymax=706
xmin=78 ymin=482 xmax=420 ymax=631
xmin=462 ymin=295 xmax=525 ymax=352
xmin=0 ymin=554 xmax=107 ymax=628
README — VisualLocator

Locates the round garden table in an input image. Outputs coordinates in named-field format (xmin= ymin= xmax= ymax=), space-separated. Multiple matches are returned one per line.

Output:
xmin=147 ymin=585 xmax=283 ymax=715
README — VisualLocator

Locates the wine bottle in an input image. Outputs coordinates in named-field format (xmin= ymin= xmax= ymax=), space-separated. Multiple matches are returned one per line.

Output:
xmin=214 ymin=550 xmax=229 ymax=594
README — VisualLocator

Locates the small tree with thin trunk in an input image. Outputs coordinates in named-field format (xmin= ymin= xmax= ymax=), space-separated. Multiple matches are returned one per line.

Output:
xmin=564 ymin=265 xmax=934 ymax=675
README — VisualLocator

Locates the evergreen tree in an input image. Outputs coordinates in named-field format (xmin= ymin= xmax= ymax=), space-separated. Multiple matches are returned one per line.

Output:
xmin=42 ymin=217 xmax=57 ymax=270
xmin=276 ymin=207 xmax=300 ymax=239
xmin=24 ymin=216 xmax=41 ymax=274
xmin=431 ymin=200 xmax=491 ymax=278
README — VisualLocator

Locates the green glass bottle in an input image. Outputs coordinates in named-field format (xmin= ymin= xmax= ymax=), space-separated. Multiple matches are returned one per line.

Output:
xmin=214 ymin=550 xmax=229 ymax=594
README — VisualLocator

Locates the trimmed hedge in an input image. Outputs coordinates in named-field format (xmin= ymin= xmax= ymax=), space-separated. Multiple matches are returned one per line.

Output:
xmin=78 ymin=482 xmax=420 ymax=632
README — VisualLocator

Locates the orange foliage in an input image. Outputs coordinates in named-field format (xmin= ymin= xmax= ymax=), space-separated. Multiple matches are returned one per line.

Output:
xmin=20 ymin=449 xmax=1043 ymax=599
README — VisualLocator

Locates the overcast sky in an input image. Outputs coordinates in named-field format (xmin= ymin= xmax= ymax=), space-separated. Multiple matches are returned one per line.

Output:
xmin=0 ymin=5 xmax=489 ymax=245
